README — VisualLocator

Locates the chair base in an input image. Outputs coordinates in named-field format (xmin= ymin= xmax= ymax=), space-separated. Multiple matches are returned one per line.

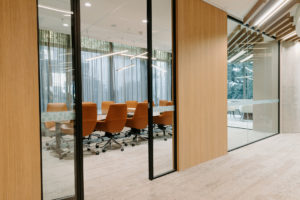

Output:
xmin=97 ymin=132 xmax=124 ymax=153
xmin=123 ymin=128 xmax=148 ymax=146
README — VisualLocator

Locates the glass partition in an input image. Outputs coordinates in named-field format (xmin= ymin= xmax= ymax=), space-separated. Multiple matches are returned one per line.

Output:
xmin=152 ymin=0 xmax=175 ymax=176
xmin=38 ymin=0 xmax=76 ymax=199
xmin=227 ymin=18 xmax=279 ymax=150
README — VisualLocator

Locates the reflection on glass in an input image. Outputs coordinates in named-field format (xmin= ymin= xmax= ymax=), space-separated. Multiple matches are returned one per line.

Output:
xmin=227 ymin=18 xmax=279 ymax=150
xmin=152 ymin=0 xmax=174 ymax=176
xmin=38 ymin=0 xmax=76 ymax=199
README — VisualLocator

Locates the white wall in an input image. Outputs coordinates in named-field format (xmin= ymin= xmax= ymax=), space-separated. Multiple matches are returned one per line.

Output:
xmin=280 ymin=42 xmax=300 ymax=133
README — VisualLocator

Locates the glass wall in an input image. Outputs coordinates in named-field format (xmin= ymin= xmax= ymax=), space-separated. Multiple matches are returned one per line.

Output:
xmin=38 ymin=0 xmax=76 ymax=199
xmin=227 ymin=18 xmax=279 ymax=150
xmin=152 ymin=0 xmax=175 ymax=176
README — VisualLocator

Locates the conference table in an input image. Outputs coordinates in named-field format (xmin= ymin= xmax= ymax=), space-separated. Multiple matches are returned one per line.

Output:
xmin=96 ymin=106 xmax=172 ymax=121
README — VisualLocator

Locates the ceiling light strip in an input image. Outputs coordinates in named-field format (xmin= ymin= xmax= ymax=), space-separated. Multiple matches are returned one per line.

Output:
xmin=38 ymin=5 xmax=73 ymax=15
xmin=254 ymin=0 xmax=291 ymax=27
xmin=130 ymin=52 xmax=148 ymax=60
xmin=240 ymin=54 xmax=253 ymax=63
xmin=228 ymin=50 xmax=246 ymax=63
xmin=86 ymin=50 xmax=128 ymax=61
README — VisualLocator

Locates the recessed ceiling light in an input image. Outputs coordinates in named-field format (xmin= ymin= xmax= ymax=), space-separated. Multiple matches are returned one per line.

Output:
xmin=142 ymin=19 xmax=148 ymax=23
xmin=85 ymin=2 xmax=92 ymax=7
xmin=63 ymin=23 xmax=69 ymax=27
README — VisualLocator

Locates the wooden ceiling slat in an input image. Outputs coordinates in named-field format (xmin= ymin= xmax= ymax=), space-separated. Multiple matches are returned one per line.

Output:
xmin=248 ymin=0 xmax=274 ymax=28
xmin=277 ymin=25 xmax=295 ymax=37
xmin=228 ymin=31 xmax=251 ymax=52
xmin=228 ymin=25 xmax=241 ymax=43
xmin=228 ymin=32 xmax=257 ymax=55
xmin=259 ymin=0 xmax=298 ymax=31
xmin=278 ymin=28 xmax=296 ymax=40
xmin=286 ymin=35 xmax=299 ymax=42
xmin=264 ymin=13 xmax=290 ymax=34
xmin=243 ymin=0 xmax=268 ymax=24
xmin=291 ymin=37 xmax=300 ymax=42
xmin=228 ymin=28 xmax=246 ymax=48
xmin=228 ymin=36 xmax=263 ymax=59
xmin=268 ymin=20 xmax=293 ymax=36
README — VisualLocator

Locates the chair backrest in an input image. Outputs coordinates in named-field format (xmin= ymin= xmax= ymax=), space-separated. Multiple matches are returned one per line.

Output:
xmin=82 ymin=102 xmax=97 ymax=137
xmin=45 ymin=103 xmax=68 ymax=129
xmin=126 ymin=101 xmax=138 ymax=108
xmin=159 ymin=100 xmax=169 ymax=106
xmin=159 ymin=101 xmax=174 ymax=125
xmin=105 ymin=104 xmax=128 ymax=133
xmin=131 ymin=102 xmax=148 ymax=129
xmin=101 ymin=101 xmax=114 ymax=115
xmin=143 ymin=100 xmax=155 ymax=106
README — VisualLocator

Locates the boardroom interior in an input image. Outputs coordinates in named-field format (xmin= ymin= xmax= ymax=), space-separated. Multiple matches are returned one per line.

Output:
xmin=38 ymin=0 xmax=175 ymax=199
xmin=36 ymin=0 xmax=288 ymax=199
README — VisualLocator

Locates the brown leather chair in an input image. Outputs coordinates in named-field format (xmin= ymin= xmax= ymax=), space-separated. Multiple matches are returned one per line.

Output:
xmin=124 ymin=102 xmax=148 ymax=146
xmin=95 ymin=104 xmax=127 ymax=152
xmin=153 ymin=102 xmax=174 ymax=141
xmin=45 ymin=103 xmax=68 ymax=132
xmin=159 ymin=100 xmax=169 ymax=106
xmin=126 ymin=101 xmax=138 ymax=109
xmin=143 ymin=100 xmax=155 ymax=106
xmin=61 ymin=102 xmax=98 ymax=154
xmin=101 ymin=101 xmax=114 ymax=115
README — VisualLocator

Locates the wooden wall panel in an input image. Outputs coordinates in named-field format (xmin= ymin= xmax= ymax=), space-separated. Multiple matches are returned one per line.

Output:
xmin=0 ymin=0 xmax=41 ymax=199
xmin=176 ymin=0 xmax=228 ymax=170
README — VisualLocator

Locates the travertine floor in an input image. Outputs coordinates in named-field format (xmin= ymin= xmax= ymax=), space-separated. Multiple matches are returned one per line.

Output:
xmin=43 ymin=134 xmax=300 ymax=200
xmin=95 ymin=133 xmax=300 ymax=200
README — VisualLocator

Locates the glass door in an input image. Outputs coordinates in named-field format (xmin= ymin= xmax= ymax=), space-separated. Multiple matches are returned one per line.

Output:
xmin=38 ymin=0 xmax=79 ymax=199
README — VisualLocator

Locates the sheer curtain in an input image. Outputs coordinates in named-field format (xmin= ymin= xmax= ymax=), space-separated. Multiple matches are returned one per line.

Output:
xmin=39 ymin=30 xmax=73 ymax=112
xmin=39 ymin=30 xmax=172 ymax=113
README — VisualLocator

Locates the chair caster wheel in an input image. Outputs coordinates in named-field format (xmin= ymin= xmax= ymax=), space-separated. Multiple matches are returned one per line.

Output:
xmin=87 ymin=141 xmax=91 ymax=145
xmin=156 ymin=134 xmax=159 ymax=136
xmin=102 ymin=149 xmax=106 ymax=153
xmin=96 ymin=144 xmax=99 ymax=148
xmin=164 ymin=138 xmax=167 ymax=141
xmin=46 ymin=143 xmax=49 ymax=146
xmin=124 ymin=143 xmax=128 ymax=146
xmin=87 ymin=148 xmax=90 ymax=151
xmin=96 ymin=151 xmax=100 ymax=155
xmin=121 ymin=148 xmax=124 ymax=151
xmin=131 ymin=143 xmax=135 ymax=147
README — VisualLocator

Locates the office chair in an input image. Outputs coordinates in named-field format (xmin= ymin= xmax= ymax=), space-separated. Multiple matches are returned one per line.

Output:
xmin=101 ymin=101 xmax=114 ymax=115
xmin=153 ymin=101 xmax=174 ymax=141
xmin=124 ymin=102 xmax=148 ymax=146
xmin=126 ymin=100 xmax=138 ymax=112
xmin=44 ymin=103 xmax=68 ymax=147
xmin=144 ymin=100 xmax=155 ymax=106
xmin=159 ymin=100 xmax=169 ymax=106
xmin=95 ymin=104 xmax=127 ymax=152
xmin=61 ymin=102 xmax=98 ymax=154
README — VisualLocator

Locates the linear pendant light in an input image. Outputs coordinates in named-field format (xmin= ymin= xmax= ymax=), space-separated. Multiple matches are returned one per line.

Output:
xmin=121 ymin=53 xmax=157 ymax=60
xmin=86 ymin=50 xmax=128 ymax=61
xmin=130 ymin=52 xmax=148 ymax=60
xmin=240 ymin=54 xmax=253 ymax=63
xmin=228 ymin=50 xmax=246 ymax=63
xmin=254 ymin=0 xmax=291 ymax=27
xmin=38 ymin=5 xmax=73 ymax=15
xmin=116 ymin=64 xmax=136 ymax=72
xmin=152 ymin=64 xmax=167 ymax=73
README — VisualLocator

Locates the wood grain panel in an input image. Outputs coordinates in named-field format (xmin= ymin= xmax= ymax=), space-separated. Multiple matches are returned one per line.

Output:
xmin=0 ymin=0 xmax=41 ymax=199
xmin=176 ymin=0 xmax=228 ymax=171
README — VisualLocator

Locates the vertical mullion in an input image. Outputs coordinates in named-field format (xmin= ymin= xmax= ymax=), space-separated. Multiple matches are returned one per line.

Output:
xmin=71 ymin=0 xmax=84 ymax=199
xmin=147 ymin=0 xmax=154 ymax=180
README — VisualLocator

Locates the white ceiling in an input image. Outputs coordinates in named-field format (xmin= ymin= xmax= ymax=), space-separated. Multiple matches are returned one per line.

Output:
xmin=38 ymin=0 xmax=172 ymax=52
xmin=204 ymin=0 xmax=259 ymax=20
